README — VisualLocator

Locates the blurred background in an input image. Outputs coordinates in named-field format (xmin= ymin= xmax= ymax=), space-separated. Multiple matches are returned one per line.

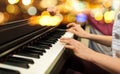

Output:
xmin=0 ymin=0 xmax=120 ymax=26
xmin=0 ymin=1 xmax=120 ymax=74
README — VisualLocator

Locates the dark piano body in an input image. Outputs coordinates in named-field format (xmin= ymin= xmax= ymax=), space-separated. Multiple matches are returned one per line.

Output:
xmin=0 ymin=19 xmax=73 ymax=74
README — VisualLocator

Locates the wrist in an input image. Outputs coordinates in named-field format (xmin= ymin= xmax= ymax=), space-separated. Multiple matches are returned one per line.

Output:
xmin=82 ymin=33 xmax=92 ymax=39
xmin=85 ymin=49 xmax=97 ymax=62
xmin=77 ymin=48 xmax=97 ymax=62
xmin=86 ymin=33 xmax=96 ymax=40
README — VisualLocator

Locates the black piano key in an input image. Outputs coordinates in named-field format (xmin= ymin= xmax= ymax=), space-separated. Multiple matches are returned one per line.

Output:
xmin=36 ymin=42 xmax=52 ymax=47
xmin=8 ymin=56 xmax=34 ymax=64
xmin=0 ymin=67 xmax=20 ymax=74
xmin=44 ymin=37 xmax=58 ymax=40
xmin=38 ymin=40 xmax=51 ymax=44
xmin=44 ymin=40 xmax=56 ymax=44
xmin=38 ymin=40 xmax=55 ymax=44
xmin=3 ymin=60 xmax=29 ymax=69
xmin=32 ymin=44 xmax=50 ymax=49
xmin=48 ymin=38 xmax=58 ymax=40
xmin=23 ymin=48 xmax=43 ymax=55
xmin=27 ymin=46 xmax=46 ymax=52
xmin=16 ymin=51 xmax=40 ymax=58
xmin=51 ymin=35 xmax=62 ymax=38
xmin=48 ymin=39 xmax=58 ymax=42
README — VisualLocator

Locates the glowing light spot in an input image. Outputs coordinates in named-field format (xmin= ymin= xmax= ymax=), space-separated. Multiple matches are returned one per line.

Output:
xmin=94 ymin=11 xmax=103 ymax=21
xmin=8 ymin=0 xmax=19 ymax=4
xmin=29 ymin=11 xmax=63 ymax=26
xmin=39 ymin=15 xmax=51 ymax=26
xmin=76 ymin=14 xmax=87 ymax=23
xmin=104 ymin=10 xmax=115 ymax=23
xmin=28 ymin=16 xmax=40 ymax=26
xmin=90 ymin=8 xmax=104 ymax=19
xmin=0 ymin=12 xmax=5 ymax=24
xmin=103 ymin=0 xmax=112 ymax=8
xmin=39 ymin=11 xmax=50 ymax=26
xmin=50 ymin=14 xmax=63 ymax=26
xmin=3 ymin=12 xmax=10 ymax=22
xmin=28 ymin=6 xmax=37 ymax=15
xmin=22 ymin=0 xmax=32 ymax=5
xmin=73 ymin=1 xmax=87 ymax=12
xmin=41 ymin=11 xmax=50 ymax=16
xmin=6 ymin=4 xmax=19 ymax=14
xmin=50 ymin=16 xmax=60 ymax=26
xmin=39 ymin=0 xmax=57 ymax=8
xmin=112 ymin=0 xmax=120 ymax=10
xmin=66 ymin=14 xmax=76 ymax=23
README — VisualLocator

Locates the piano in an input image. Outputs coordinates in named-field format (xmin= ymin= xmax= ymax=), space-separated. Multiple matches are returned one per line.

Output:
xmin=0 ymin=19 xmax=74 ymax=74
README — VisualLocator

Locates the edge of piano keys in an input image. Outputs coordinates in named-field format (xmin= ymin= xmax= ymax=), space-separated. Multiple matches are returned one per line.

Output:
xmin=0 ymin=32 xmax=74 ymax=74
xmin=44 ymin=32 xmax=74 ymax=74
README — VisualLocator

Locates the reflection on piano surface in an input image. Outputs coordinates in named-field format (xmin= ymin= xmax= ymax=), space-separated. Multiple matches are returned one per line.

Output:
xmin=0 ymin=20 xmax=74 ymax=74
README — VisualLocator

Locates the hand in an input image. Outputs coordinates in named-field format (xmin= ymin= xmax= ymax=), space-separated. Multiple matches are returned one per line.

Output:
xmin=47 ymin=6 xmax=60 ymax=16
xmin=66 ymin=23 xmax=90 ymax=38
xmin=47 ymin=6 xmax=57 ymax=16
xmin=60 ymin=38 xmax=95 ymax=61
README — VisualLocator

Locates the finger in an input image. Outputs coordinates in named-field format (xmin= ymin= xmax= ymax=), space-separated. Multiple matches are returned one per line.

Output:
xmin=60 ymin=38 xmax=71 ymax=44
xmin=64 ymin=45 xmax=75 ymax=49
xmin=66 ymin=28 xmax=76 ymax=34
xmin=67 ymin=23 xmax=76 ymax=28
xmin=60 ymin=38 xmax=77 ymax=45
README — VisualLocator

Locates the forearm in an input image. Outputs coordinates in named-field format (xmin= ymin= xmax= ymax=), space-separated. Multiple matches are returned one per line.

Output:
xmin=89 ymin=51 xmax=120 ymax=74
xmin=86 ymin=34 xmax=112 ymax=46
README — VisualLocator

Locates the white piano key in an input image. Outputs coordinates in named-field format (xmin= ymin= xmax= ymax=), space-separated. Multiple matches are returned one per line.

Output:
xmin=0 ymin=32 xmax=74 ymax=74
xmin=62 ymin=32 xmax=73 ymax=38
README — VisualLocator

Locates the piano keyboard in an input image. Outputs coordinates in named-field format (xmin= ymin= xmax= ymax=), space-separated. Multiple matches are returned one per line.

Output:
xmin=0 ymin=29 xmax=74 ymax=74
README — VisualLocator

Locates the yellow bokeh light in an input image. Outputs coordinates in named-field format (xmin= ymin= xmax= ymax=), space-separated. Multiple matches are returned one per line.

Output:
xmin=28 ymin=16 xmax=40 ymax=26
xmin=66 ymin=14 xmax=76 ymax=23
xmin=50 ymin=15 xmax=62 ymax=26
xmin=102 ymin=0 xmax=112 ymax=8
xmin=3 ymin=12 xmax=10 ymax=23
xmin=6 ymin=4 xmax=19 ymax=14
xmin=0 ymin=12 xmax=5 ymax=24
xmin=39 ymin=11 xmax=51 ymax=26
xmin=8 ymin=0 xmax=19 ymax=4
xmin=94 ymin=11 xmax=103 ymax=21
xmin=104 ymin=10 xmax=115 ymax=23
xmin=41 ymin=11 xmax=50 ymax=16
xmin=29 ymin=11 xmax=63 ymax=26
xmin=39 ymin=0 xmax=57 ymax=8
xmin=39 ymin=15 xmax=51 ymax=26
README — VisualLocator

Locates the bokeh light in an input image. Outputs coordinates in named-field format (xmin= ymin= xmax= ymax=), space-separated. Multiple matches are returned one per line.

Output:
xmin=39 ymin=15 xmax=51 ymax=26
xmin=22 ymin=0 xmax=33 ymax=6
xmin=8 ymin=0 xmax=19 ymax=4
xmin=104 ymin=10 xmax=115 ymax=23
xmin=50 ymin=14 xmax=63 ymax=26
xmin=39 ymin=11 xmax=63 ymax=26
xmin=72 ymin=1 xmax=88 ymax=12
xmin=28 ymin=16 xmax=40 ymax=26
xmin=94 ymin=11 xmax=103 ymax=21
xmin=28 ymin=10 xmax=63 ymax=26
xmin=102 ymin=0 xmax=112 ymax=8
xmin=76 ymin=13 xmax=87 ymax=23
xmin=27 ymin=6 xmax=37 ymax=15
xmin=6 ymin=4 xmax=20 ymax=14
xmin=66 ymin=13 xmax=76 ymax=23
xmin=39 ymin=0 xmax=57 ymax=8
xmin=0 ymin=12 xmax=5 ymax=24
